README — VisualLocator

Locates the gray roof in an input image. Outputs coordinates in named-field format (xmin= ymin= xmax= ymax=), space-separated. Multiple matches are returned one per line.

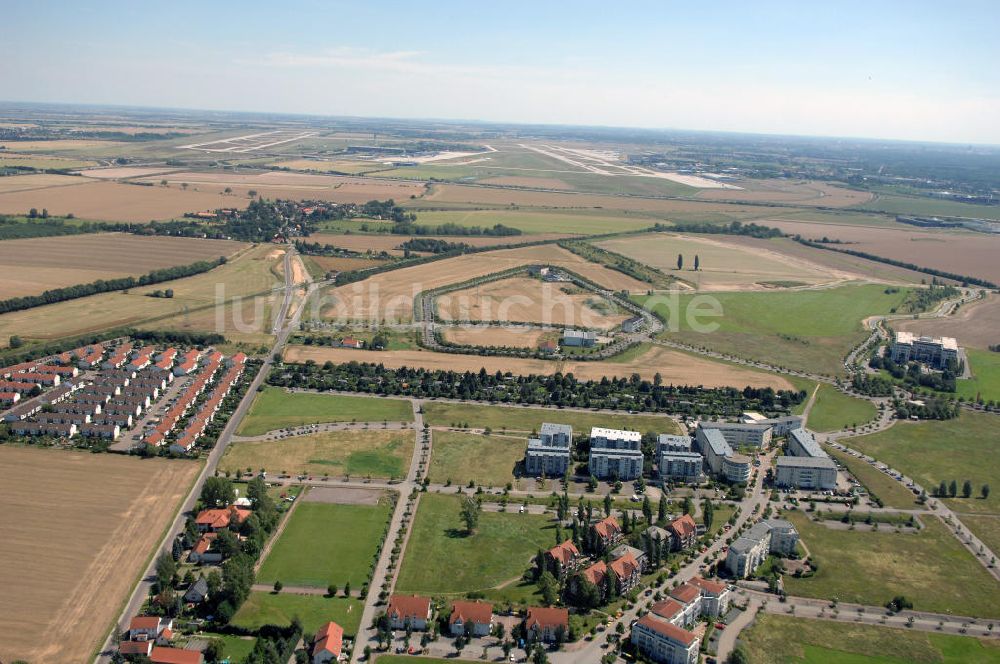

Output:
xmin=644 ymin=526 xmax=670 ymax=541
xmin=700 ymin=421 xmax=772 ymax=432
xmin=764 ymin=519 xmax=796 ymax=532
xmin=657 ymin=434 xmax=693 ymax=450
xmin=776 ymin=455 xmax=836 ymax=469
xmin=610 ymin=544 xmax=646 ymax=561
xmin=562 ymin=329 xmax=597 ymax=340
xmin=788 ymin=428 xmax=827 ymax=458
xmin=527 ymin=438 xmax=571 ymax=454
xmin=540 ymin=422 xmax=573 ymax=439
xmin=697 ymin=427 xmax=733 ymax=457
xmin=728 ymin=535 xmax=760 ymax=555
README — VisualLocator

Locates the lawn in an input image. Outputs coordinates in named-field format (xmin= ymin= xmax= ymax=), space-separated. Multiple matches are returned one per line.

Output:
xmin=857 ymin=192 xmax=1000 ymax=222
xmin=844 ymin=412 xmax=1000 ymax=514
xmin=741 ymin=614 xmax=1000 ymax=664
xmin=231 ymin=592 xmax=363 ymax=636
xmin=404 ymin=209 xmax=657 ymax=235
xmin=635 ymin=284 xmax=910 ymax=376
xmin=257 ymin=500 xmax=391 ymax=589
xmin=395 ymin=493 xmax=555 ymax=595
xmin=959 ymin=515 xmax=1000 ymax=566
xmin=826 ymin=448 xmax=921 ymax=510
xmin=955 ymin=348 xmax=1000 ymax=403
xmin=428 ymin=431 xmax=526 ymax=487
xmin=237 ymin=387 xmax=413 ymax=435
xmin=221 ymin=429 xmax=414 ymax=479
xmin=421 ymin=402 xmax=681 ymax=436
xmin=198 ymin=633 xmax=256 ymax=662
xmin=781 ymin=511 xmax=1000 ymax=618
xmin=806 ymin=384 xmax=878 ymax=432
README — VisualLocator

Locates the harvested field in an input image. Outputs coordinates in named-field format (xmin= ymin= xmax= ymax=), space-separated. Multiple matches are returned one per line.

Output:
xmin=77 ymin=166 xmax=185 ymax=179
xmin=403 ymin=209 xmax=658 ymax=235
xmin=138 ymin=171 xmax=426 ymax=204
xmin=304 ymin=255 xmax=389 ymax=275
xmin=0 ymin=139 xmax=126 ymax=152
xmin=755 ymin=219 xmax=1000 ymax=285
xmin=598 ymin=232 xmax=846 ymax=291
xmin=302 ymin=486 xmax=385 ymax=505
xmin=320 ymin=244 xmax=645 ymax=322
xmin=437 ymin=276 xmax=628 ymax=329
xmin=269 ymin=159 xmax=382 ymax=174
xmin=0 ymin=243 xmax=280 ymax=346
xmin=695 ymin=180 xmax=873 ymax=207
xmin=0 ymin=173 xmax=84 ymax=193
xmin=0 ymin=178 xmax=248 ymax=222
xmin=441 ymin=326 xmax=550 ymax=348
xmin=0 ymin=153 xmax=98 ymax=170
xmin=0 ymin=446 xmax=199 ymax=664
xmin=896 ymin=292 xmax=1000 ymax=350
xmin=477 ymin=176 xmax=574 ymax=189
xmin=0 ymin=233 xmax=246 ymax=299
xmin=283 ymin=344 xmax=793 ymax=389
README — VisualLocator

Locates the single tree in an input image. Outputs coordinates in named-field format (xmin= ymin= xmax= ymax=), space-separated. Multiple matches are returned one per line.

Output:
xmin=273 ymin=580 xmax=283 ymax=593
xmin=460 ymin=496 xmax=481 ymax=535
xmin=983 ymin=484 xmax=991 ymax=500
xmin=949 ymin=480 xmax=958 ymax=498
xmin=604 ymin=493 xmax=612 ymax=516
xmin=962 ymin=480 xmax=973 ymax=498
xmin=694 ymin=254 xmax=700 ymax=271
xmin=676 ymin=253 xmax=683 ymax=270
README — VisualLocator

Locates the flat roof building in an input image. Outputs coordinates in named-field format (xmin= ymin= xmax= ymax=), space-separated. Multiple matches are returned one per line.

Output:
xmin=589 ymin=427 xmax=643 ymax=480
xmin=890 ymin=331 xmax=959 ymax=370
xmin=525 ymin=423 xmax=573 ymax=477
xmin=776 ymin=456 xmax=837 ymax=490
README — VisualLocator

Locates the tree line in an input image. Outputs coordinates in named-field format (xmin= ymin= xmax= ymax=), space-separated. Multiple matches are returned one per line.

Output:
xmin=268 ymin=361 xmax=807 ymax=418
xmin=0 ymin=256 xmax=227 ymax=315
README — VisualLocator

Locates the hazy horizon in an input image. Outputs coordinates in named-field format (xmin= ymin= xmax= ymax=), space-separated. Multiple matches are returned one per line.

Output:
xmin=4 ymin=1 xmax=1000 ymax=144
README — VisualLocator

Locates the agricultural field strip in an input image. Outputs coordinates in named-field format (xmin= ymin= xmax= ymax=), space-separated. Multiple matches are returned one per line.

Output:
xmin=179 ymin=130 xmax=318 ymax=153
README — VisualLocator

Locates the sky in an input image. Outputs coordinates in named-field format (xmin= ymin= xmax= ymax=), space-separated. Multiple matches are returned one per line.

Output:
xmin=4 ymin=1 xmax=1000 ymax=144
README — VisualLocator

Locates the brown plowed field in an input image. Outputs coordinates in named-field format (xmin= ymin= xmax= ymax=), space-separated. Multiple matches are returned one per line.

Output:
xmin=753 ymin=219 xmax=1000 ymax=285
xmin=0 ymin=447 xmax=199 ymax=664
xmin=0 ymin=233 xmax=247 ymax=298
xmin=477 ymin=176 xmax=574 ymax=189
xmin=283 ymin=344 xmax=792 ymax=390
xmin=437 ymin=276 xmax=628 ymax=329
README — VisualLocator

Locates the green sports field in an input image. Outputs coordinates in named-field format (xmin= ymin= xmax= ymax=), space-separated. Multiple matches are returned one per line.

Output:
xmin=635 ymin=284 xmax=910 ymax=376
xmin=781 ymin=511 xmax=999 ymax=618
xmin=237 ymin=387 xmax=413 ymax=436
xmin=741 ymin=614 xmax=1000 ymax=664
xmin=806 ymin=384 xmax=878 ymax=432
xmin=395 ymin=493 xmax=555 ymax=595
xmin=232 ymin=592 xmax=364 ymax=636
xmin=421 ymin=402 xmax=681 ymax=436
xmin=257 ymin=499 xmax=391 ymax=589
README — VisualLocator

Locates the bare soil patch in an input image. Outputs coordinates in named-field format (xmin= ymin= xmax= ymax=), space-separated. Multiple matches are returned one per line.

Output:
xmin=0 ymin=173 xmax=84 ymax=194
xmin=438 ymin=276 xmax=628 ymax=329
xmin=441 ymin=326 xmax=549 ymax=348
xmin=0 ymin=233 xmax=247 ymax=299
xmin=283 ymin=344 xmax=792 ymax=390
xmin=897 ymin=292 xmax=1000 ymax=350
xmin=303 ymin=486 xmax=386 ymax=505
xmin=0 ymin=446 xmax=199 ymax=664
xmin=77 ymin=166 xmax=185 ymax=179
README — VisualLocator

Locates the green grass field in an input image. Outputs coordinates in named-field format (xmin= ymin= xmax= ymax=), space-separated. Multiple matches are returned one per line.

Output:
xmin=844 ymin=412 xmax=999 ymax=514
xmin=197 ymin=633 xmax=256 ymax=661
xmin=826 ymin=447 xmax=921 ymax=510
xmin=405 ymin=209 xmax=657 ymax=235
xmin=221 ymin=429 xmax=413 ymax=479
xmin=421 ymin=402 xmax=681 ymax=436
xmin=781 ymin=511 xmax=999 ymax=618
xmin=741 ymin=614 xmax=1000 ymax=664
xmin=857 ymin=193 xmax=1000 ymax=222
xmin=395 ymin=493 xmax=555 ymax=595
xmin=955 ymin=348 xmax=1000 ymax=403
xmin=635 ymin=284 xmax=910 ymax=376
xmin=806 ymin=384 xmax=878 ymax=432
xmin=257 ymin=500 xmax=391 ymax=589
xmin=428 ymin=431 xmax=526 ymax=487
xmin=231 ymin=592 xmax=364 ymax=636
xmin=958 ymin=515 xmax=1000 ymax=567
xmin=237 ymin=387 xmax=413 ymax=436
